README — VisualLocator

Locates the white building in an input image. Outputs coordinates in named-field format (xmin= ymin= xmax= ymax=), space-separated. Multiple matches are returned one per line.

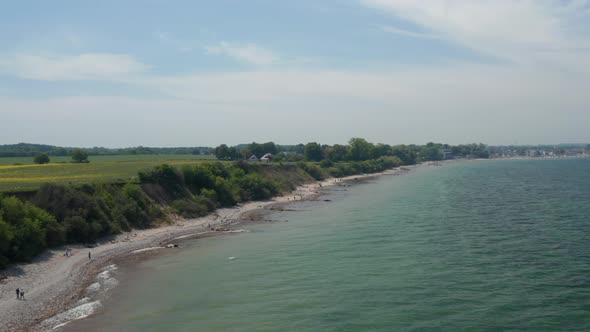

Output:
xmin=260 ymin=153 xmax=273 ymax=162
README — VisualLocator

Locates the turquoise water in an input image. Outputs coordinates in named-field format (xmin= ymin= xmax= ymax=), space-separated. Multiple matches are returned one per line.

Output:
xmin=66 ymin=159 xmax=590 ymax=331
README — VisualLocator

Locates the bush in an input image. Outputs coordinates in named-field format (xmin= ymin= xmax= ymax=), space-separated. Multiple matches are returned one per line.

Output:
xmin=0 ymin=196 xmax=51 ymax=262
xmin=182 ymin=164 xmax=215 ymax=191
xmin=236 ymin=173 xmax=279 ymax=200
xmin=298 ymin=162 xmax=325 ymax=180
xmin=45 ymin=219 xmax=66 ymax=247
xmin=320 ymin=159 xmax=334 ymax=168
xmin=138 ymin=164 xmax=185 ymax=198
xmin=33 ymin=153 xmax=50 ymax=164
xmin=171 ymin=196 xmax=213 ymax=218
xmin=64 ymin=216 xmax=88 ymax=243
xmin=0 ymin=217 xmax=14 ymax=269
xmin=71 ymin=149 xmax=89 ymax=163
xmin=214 ymin=177 xmax=241 ymax=206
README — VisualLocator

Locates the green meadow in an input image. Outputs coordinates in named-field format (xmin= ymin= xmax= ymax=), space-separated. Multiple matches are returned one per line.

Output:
xmin=0 ymin=154 xmax=215 ymax=192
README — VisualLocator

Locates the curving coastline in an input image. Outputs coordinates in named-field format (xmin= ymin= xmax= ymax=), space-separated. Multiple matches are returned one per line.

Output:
xmin=0 ymin=167 xmax=409 ymax=332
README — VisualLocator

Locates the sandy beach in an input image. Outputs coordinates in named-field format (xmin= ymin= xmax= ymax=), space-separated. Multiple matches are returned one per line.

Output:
xmin=0 ymin=168 xmax=407 ymax=332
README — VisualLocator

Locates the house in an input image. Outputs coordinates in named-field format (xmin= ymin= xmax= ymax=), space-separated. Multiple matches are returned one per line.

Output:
xmin=248 ymin=154 xmax=259 ymax=162
xmin=260 ymin=153 xmax=272 ymax=162
xmin=440 ymin=148 xmax=453 ymax=160
xmin=527 ymin=149 xmax=541 ymax=157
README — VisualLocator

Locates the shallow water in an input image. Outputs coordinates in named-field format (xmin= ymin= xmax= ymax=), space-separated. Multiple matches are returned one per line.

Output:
xmin=64 ymin=159 xmax=590 ymax=331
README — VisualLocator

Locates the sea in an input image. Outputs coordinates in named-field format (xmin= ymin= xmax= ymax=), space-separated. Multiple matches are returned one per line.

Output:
xmin=62 ymin=158 xmax=590 ymax=332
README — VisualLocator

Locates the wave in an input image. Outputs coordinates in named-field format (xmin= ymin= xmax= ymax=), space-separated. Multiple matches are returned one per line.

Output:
xmin=42 ymin=300 xmax=103 ymax=330
xmin=44 ymin=264 xmax=119 ymax=330
xmin=131 ymin=246 xmax=164 ymax=254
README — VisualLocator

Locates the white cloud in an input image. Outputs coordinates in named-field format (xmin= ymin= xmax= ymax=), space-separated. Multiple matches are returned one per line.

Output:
xmin=136 ymin=66 xmax=590 ymax=108
xmin=3 ymin=64 xmax=589 ymax=146
xmin=362 ymin=0 xmax=590 ymax=71
xmin=0 ymin=53 xmax=149 ymax=81
xmin=2 ymin=1 xmax=590 ymax=145
xmin=381 ymin=25 xmax=440 ymax=39
xmin=154 ymin=30 xmax=194 ymax=52
xmin=205 ymin=41 xmax=279 ymax=66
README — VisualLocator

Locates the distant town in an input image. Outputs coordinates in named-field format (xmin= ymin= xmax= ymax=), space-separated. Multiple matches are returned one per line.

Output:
xmin=486 ymin=145 xmax=589 ymax=159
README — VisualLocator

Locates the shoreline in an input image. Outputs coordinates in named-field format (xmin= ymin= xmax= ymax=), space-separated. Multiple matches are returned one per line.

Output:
xmin=0 ymin=166 xmax=410 ymax=332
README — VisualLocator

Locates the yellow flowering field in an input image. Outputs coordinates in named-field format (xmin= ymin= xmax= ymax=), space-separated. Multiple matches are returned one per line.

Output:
xmin=0 ymin=155 xmax=215 ymax=192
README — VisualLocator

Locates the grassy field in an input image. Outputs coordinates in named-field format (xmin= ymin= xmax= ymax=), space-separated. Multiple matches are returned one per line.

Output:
xmin=0 ymin=154 xmax=214 ymax=165
xmin=0 ymin=154 xmax=216 ymax=192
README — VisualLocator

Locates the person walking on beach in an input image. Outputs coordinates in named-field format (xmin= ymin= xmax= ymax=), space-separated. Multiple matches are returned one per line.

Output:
xmin=16 ymin=288 xmax=20 ymax=300
xmin=20 ymin=289 xmax=24 ymax=300
xmin=88 ymin=252 xmax=91 ymax=260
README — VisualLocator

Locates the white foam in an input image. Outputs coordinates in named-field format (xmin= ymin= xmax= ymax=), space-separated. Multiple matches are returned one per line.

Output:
xmin=46 ymin=264 xmax=120 ymax=330
xmin=102 ymin=277 xmax=119 ymax=291
xmin=86 ymin=264 xmax=120 ymax=295
xmin=96 ymin=270 xmax=111 ymax=280
xmin=85 ymin=282 xmax=100 ymax=294
xmin=75 ymin=297 xmax=91 ymax=306
xmin=228 ymin=256 xmax=236 ymax=260
xmin=103 ymin=264 xmax=117 ymax=271
xmin=43 ymin=300 xmax=102 ymax=330
xmin=173 ymin=231 xmax=207 ymax=240
xmin=225 ymin=229 xmax=247 ymax=233
xmin=131 ymin=247 xmax=163 ymax=254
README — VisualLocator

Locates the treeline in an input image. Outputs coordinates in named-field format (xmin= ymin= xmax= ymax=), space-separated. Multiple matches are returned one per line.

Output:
xmin=216 ymin=139 xmax=490 ymax=163
xmin=0 ymin=143 xmax=214 ymax=157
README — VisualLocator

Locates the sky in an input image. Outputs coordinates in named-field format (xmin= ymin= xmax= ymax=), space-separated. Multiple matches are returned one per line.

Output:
xmin=1 ymin=0 xmax=589 ymax=147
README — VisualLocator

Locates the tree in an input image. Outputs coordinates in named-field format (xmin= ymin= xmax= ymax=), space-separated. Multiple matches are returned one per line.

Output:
xmin=369 ymin=143 xmax=390 ymax=159
xmin=327 ymin=144 xmax=348 ymax=162
xmin=33 ymin=153 xmax=50 ymax=164
xmin=419 ymin=145 xmax=443 ymax=161
xmin=348 ymin=138 xmax=373 ymax=161
xmin=262 ymin=142 xmax=277 ymax=155
xmin=240 ymin=148 xmax=252 ymax=160
xmin=390 ymin=145 xmax=417 ymax=165
xmin=304 ymin=142 xmax=323 ymax=161
xmin=294 ymin=144 xmax=305 ymax=154
xmin=215 ymin=144 xmax=230 ymax=160
xmin=227 ymin=147 xmax=240 ymax=160
xmin=249 ymin=141 xmax=277 ymax=157
xmin=71 ymin=149 xmax=89 ymax=163
xmin=249 ymin=142 xmax=261 ymax=157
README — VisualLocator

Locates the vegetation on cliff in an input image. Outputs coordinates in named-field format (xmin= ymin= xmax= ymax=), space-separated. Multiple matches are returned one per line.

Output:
xmin=0 ymin=137 xmax=481 ymax=268
xmin=0 ymin=161 xmax=342 ymax=268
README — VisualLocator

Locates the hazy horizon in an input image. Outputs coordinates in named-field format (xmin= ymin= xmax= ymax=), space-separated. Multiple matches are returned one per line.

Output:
xmin=2 ymin=140 xmax=588 ymax=150
xmin=2 ymin=1 xmax=590 ymax=147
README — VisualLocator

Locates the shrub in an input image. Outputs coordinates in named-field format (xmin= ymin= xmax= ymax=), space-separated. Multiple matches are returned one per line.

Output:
xmin=236 ymin=173 xmax=279 ymax=200
xmin=33 ymin=153 xmax=50 ymax=164
xmin=214 ymin=177 xmax=241 ymax=206
xmin=297 ymin=162 xmax=325 ymax=180
xmin=0 ymin=217 xmax=14 ymax=269
xmin=138 ymin=164 xmax=185 ymax=198
xmin=320 ymin=159 xmax=334 ymax=168
xmin=71 ymin=149 xmax=89 ymax=163
xmin=171 ymin=196 xmax=213 ymax=218
xmin=64 ymin=216 xmax=88 ymax=243
xmin=44 ymin=219 xmax=66 ymax=247
xmin=182 ymin=164 xmax=216 ymax=191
